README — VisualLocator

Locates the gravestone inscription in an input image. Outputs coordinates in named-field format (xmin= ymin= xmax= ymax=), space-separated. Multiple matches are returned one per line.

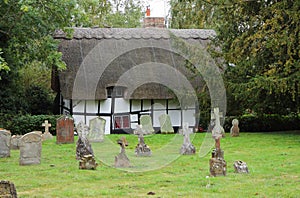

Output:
xmin=88 ymin=117 xmax=105 ymax=142
xmin=56 ymin=115 xmax=74 ymax=144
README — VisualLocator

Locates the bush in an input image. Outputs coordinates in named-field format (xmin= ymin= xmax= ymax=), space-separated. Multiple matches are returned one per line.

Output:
xmin=0 ymin=114 xmax=61 ymax=135
xmin=224 ymin=113 xmax=300 ymax=132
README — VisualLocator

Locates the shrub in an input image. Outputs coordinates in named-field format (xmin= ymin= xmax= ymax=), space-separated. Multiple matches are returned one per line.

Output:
xmin=0 ymin=114 xmax=61 ymax=135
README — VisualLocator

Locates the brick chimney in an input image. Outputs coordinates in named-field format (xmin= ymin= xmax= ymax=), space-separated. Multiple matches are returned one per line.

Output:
xmin=143 ymin=6 xmax=165 ymax=28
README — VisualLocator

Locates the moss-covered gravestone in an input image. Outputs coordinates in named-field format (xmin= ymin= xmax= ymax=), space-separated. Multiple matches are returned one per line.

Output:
xmin=159 ymin=114 xmax=174 ymax=134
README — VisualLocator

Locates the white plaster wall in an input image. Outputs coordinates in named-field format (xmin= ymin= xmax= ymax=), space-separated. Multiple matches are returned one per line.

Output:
xmin=142 ymin=100 xmax=151 ymax=110
xmin=131 ymin=100 xmax=141 ymax=111
xmin=182 ymin=109 xmax=196 ymax=126
xmin=168 ymin=110 xmax=181 ymax=126
xmin=86 ymin=100 xmax=98 ymax=113
xmin=114 ymin=98 xmax=130 ymax=113
xmin=73 ymin=100 xmax=85 ymax=113
xmin=100 ymin=99 xmax=111 ymax=113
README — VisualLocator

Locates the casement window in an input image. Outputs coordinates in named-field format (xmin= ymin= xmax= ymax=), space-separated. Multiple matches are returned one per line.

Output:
xmin=114 ymin=115 xmax=130 ymax=129
xmin=107 ymin=86 xmax=125 ymax=98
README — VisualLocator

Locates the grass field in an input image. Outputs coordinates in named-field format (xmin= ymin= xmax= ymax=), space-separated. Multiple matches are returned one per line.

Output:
xmin=1 ymin=131 xmax=299 ymax=197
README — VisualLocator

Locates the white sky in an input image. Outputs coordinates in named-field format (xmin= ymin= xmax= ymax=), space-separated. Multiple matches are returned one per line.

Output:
xmin=145 ymin=0 xmax=170 ymax=17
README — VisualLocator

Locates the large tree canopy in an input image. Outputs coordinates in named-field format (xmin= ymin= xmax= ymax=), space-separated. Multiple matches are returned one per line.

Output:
xmin=0 ymin=0 xmax=144 ymax=114
xmin=170 ymin=0 xmax=300 ymax=114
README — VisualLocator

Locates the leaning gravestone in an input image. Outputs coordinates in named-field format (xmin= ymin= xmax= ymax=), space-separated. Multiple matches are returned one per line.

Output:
xmin=76 ymin=121 xmax=97 ymax=170
xmin=139 ymin=115 xmax=154 ymax=134
xmin=179 ymin=123 xmax=196 ymax=155
xmin=19 ymin=132 xmax=42 ymax=165
xmin=56 ymin=115 xmax=74 ymax=144
xmin=0 ymin=129 xmax=11 ymax=158
xmin=159 ymin=114 xmax=174 ymax=134
xmin=0 ymin=180 xmax=17 ymax=198
xmin=88 ymin=117 xmax=105 ymax=142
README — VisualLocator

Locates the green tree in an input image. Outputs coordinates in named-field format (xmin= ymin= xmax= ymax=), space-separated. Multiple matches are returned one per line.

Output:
xmin=170 ymin=0 xmax=300 ymax=115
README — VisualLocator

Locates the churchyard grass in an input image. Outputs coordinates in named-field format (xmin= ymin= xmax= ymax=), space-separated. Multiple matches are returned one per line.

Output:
xmin=0 ymin=132 xmax=299 ymax=197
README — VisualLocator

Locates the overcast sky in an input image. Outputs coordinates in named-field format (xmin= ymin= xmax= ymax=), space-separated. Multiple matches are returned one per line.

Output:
xmin=145 ymin=0 xmax=170 ymax=17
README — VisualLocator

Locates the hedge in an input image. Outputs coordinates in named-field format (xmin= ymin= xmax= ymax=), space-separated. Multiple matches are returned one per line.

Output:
xmin=223 ymin=113 xmax=300 ymax=132
xmin=0 ymin=114 xmax=61 ymax=135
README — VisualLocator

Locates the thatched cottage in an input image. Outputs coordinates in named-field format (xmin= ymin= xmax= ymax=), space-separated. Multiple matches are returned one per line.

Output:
xmin=52 ymin=17 xmax=219 ymax=134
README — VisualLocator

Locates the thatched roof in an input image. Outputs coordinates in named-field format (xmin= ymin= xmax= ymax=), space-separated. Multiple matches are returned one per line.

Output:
xmin=53 ymin=28 xmax=216 ymax=100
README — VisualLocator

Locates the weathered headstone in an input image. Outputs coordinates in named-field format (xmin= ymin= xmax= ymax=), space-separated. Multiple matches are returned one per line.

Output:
xmin=76 ymin=122 xmax=94 ymax=159
xmin=0 ymin=129 xmax=11 ymax=158
xmin=76 ymin=122 xmax=97 ymax=170
xmin=230 ymin=119 xmax=240 ymax=137
xmin=115 ymin=137 xmax=130 ymax=168
xmin=233 ymin=160 xmax=249 ymax=173
xmin=209 ymin=107 xmax=227 ymax=176
xmin=139 ymin=115 xmax=154 ymax=134
xmin=10 ymin=135 xmax=22 ymax=150
xmin=134 ymin=125 xmax=151 ymax=157
xmin=56 ymin=115 xmax=74 ymax=144
xmin=159 ymin=114 xmax=174 ymax=134
xmin=42 ymin=120 xmax=53 ymax=140
xmin=88 ymin=117 xmax=105 ymax=142
xmin=0 ymin=180 xmax=17 ymax=198
xmin=179 ymin=123 xmax=196 ymax=155
xmin=19 ymin=132 xmax=42 ymax=165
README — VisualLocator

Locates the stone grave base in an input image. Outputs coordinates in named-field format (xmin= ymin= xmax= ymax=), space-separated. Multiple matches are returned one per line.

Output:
xmin=209 ymin=148 xmax=227 ymax=176
xmin=209 ymin=158 xmax=227 ymax=176
xmin=79 ymin=155 xmax=98 ymax=170
xmin=233 ymin=160 xmax=249 ymax=173
xmin=115 ymin=153 xmax=130 ymax=168
xmin=180 ymin=144 xmax=196 ymax=155
xmin=0 ymin=180 xmax=17 ymax=198
xmin=135 ymin=144 xmax=152 ymax=157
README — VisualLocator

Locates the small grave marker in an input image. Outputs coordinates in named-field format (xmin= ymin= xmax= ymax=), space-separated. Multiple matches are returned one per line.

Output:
xmin=179 ymin=122 xmax=196 ymax=155
xmin=0 ymin=180 xmax=17 ymax=198
xmin=134 ymin=125 xmax=151 ymax=157
xmin=88 ymin=117 xmax=105 ymax=142
xmin=42 ymin=120 xmax=53 ymax=140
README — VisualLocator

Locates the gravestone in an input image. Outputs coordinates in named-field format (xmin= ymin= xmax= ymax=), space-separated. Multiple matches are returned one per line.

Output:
xmin=159 ymin=114 xmax=174 ymax=134
xmin=0 ymin=129 xmax=11 ymax=158
xmin=19 ymin=132 xmax=42 ymax=165
xmin=42 ymin=120 xmax=53 ymax=140
xmin=76 ymin=122 xmax=97 ymax=170
xmin=209 ymin=107 xmax=227 ymax=176
xmin=179 ymin=123 xmax=196 ymax=155
xmin=10 ymin=135 xmax=22 ymax=150
xmin=88 ymin=117 xmax=105 ymax=142
xmin=115 ymin=137 xmax=130 ymax=168
xmin=139 ymin=115 xmax=154 ymax=134
xmin=56 ymin=115 xmax=74 ymax=144
xmin=0 ymin=180 xmax=17 ymax=198
xmin=233 ymin=160 xmax=249 ymax=173
xmin=134 ymin=125 xmax=152 ymax=157
xmin=230 ymin=119 xmax=240 ymax=137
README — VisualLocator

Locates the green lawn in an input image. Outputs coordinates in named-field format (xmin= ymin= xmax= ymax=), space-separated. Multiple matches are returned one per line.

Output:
xmin=1 ymin=132 xmax=299 ymax=197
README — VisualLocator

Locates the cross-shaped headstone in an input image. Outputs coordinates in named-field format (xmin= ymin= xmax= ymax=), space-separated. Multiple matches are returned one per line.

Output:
xmin=42 ymin=120 xmax=51 ymax=133
xmin=211 ymin=108 xmax=223 ymax=120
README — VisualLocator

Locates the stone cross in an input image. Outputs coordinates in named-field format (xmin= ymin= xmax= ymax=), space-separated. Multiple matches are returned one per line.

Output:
xmin=42 ymin=120 xmax=51 ymax=133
